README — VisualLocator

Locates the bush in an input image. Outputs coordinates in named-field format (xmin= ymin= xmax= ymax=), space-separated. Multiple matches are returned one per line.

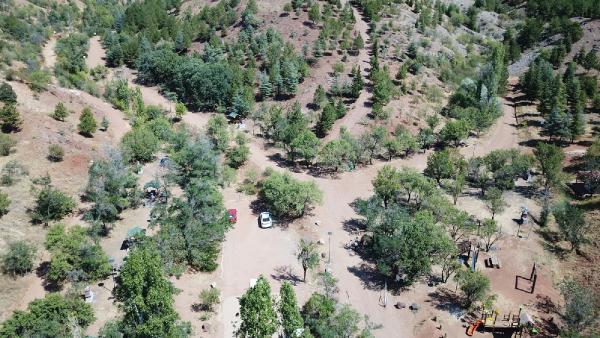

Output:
xmin=51 ymin=102 xmax=69 ymax=121
xmin=31 ymin=183 xmax=76 ymax=225
xmin=101 ymin=116 xmax=109 ymax=131
xmin=2 ymin=241 xmax=36 ymax=276
xmin=0 ymin=134 xmax=16 ymax=156
xmin=0 ymin=160 xmax=28 ymax=186
xmin=199 ymin=287 xmax=220 ymax=312
xmin=456 ymin=269 xmax=491 ymax=308
xmin=0 ymin=103 xmax=22 ymax=132
xmin=0 ymin=294 xmax=94 ymax=337
xmin=45 ymin=224 xmax=111 ymax=284
xmin=0 ymin=82 xmax=17 ymax=103
xmin=260 ymin=171 xmax=323 ymax=218
xmin=47 ymin=144 xmax=64 ymax=162
xmin=121 ymin=126 xmax=160 ymax=163
xmin=78 ymin=107 xmax=97 ymax=136
xmin=0 ymin=191 xmax=11 ymax=217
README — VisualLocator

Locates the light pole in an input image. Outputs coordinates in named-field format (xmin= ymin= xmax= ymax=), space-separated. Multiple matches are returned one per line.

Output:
xmin=327 ymin=231 xmax=333 ymax=265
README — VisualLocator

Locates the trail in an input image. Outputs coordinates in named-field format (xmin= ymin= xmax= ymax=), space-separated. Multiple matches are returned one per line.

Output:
xmin=41 ymin=36 xmax=57 ymax=84
xmin=86 ymin=36 xmax=106 ymax=70
xmin=460 ymin=77 xmax=521 ymax=159
xmin=326 ymin=6 xmax=372 ymax=140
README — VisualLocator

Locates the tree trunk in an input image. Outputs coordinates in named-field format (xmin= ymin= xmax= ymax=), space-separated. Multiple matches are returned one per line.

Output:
xmin=303 ymin=266 xmax=307 ymax=282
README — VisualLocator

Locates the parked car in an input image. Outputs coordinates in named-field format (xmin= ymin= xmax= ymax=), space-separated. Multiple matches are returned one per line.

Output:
xmin=259 ymin=212 xmax=272 ymax=228
xmin=228 ymin=209 xmax=238 ymax=223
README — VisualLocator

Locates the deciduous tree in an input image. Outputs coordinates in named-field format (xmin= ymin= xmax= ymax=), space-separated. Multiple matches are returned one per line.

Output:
xmin=297 ymin=239 xmax=320 ymax=282
xmin=115 ymin=245 xmax=190 ymax=337
xmin=553 ymin=201 xmax=589 ymax=252
xmin=279 ymin=282 xmax=304 ymax=337
xmin=237 ymin=276 xmax=278 ymax=338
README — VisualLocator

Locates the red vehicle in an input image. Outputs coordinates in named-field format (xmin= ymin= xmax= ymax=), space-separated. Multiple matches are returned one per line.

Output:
xmin=227 ymin=209 xmax=238 ymax=223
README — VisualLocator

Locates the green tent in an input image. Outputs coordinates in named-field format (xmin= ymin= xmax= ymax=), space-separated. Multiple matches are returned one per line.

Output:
xmin=127 ymin=226 xmax=145 ymax=238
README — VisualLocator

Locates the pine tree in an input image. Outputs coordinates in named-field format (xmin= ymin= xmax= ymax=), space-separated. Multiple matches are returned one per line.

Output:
xmin=231 ymin=93 xmax=251 ymax=117
xmin=282 ymin=59 xmax=299 ymax=96
xmin=0 ymin=83 xmax=17 ymax=104
xmin=259 ymin=72 xmax=272 ymax=99
xmin=78 ymin=107 xmax=97 ymax=136
xmin=312 ymin=85 xmax=327 ymax=109
xmin=308 ymin=3 xmax=320 ymax=24
xmin=106 ymin=43 xmax=123 ymax=67
xmin=543 ymin=107 xmax=571 ymax=142
xmin=279 ymin=282 xmax=304 ymax=337
xmin=269 ymin=61 xmax=283 ymax=96
xmin=312 ymin=38 xmax=325 ymax=58
xmin=0 ymin=103 xmax=22 ymax=132
xmin=52 ymin=102 xmax=69 ymax=121
xmin=316 ymin=101 xmax=337 ymax=137
xmin=350 ymin=68 xmax=363 ymax=98
xmin=352 ymin=34 xmax=364 ymax=52
xmin=335 ymin=98 xmax=346 ymax=118
xmin=569 ymin=104 xmax=585 ymax=143
xmin=552 ymin=75 xmax=568 ymax=113
xmin=174 ymin=30 xmax=186 ymax=53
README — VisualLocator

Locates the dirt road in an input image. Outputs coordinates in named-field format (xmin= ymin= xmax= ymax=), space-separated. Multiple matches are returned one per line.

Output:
xmin=86 ymin=36 xmax=106 ymax=70
xmin=326 ymin=6 xmax=372 ymax=140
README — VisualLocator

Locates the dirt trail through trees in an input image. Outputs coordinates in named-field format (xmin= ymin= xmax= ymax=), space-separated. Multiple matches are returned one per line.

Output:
xmin=86 ymin=36 xmax=106 ymax=70
xmin=42 ymin=36 xmax=57 ymax=84
xmin=326 ymin=6 xmax=372 ymax=140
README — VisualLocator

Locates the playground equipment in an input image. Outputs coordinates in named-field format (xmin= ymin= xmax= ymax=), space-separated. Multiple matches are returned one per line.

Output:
xmin=466 ymin=320 xmax=482 ymax=336
xmin=515 ymin=262 xmax=538 ymax=294
xmin=466 ymin=307 xmax=533 ymax=337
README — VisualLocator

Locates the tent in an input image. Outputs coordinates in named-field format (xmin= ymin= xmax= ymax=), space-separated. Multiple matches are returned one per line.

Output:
xmin=127 ymin=226 xmax=145 ymax=239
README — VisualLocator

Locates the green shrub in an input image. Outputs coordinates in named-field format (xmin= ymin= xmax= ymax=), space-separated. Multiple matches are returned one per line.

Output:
xmin=0 ymin=160 xmax=28 ymax=186
xmin=78 ymin=107 xmax=97 ymax=136
xmin=51 ymin=102 xmax=69 ymax=121
xmin=31 ymin=183 xmax=76 ymax=225
xmin=199 ymin=287 xmax=220 ymax=312
xmin=0 ymin=294 xmax=94 ymax=337
xmin=121 ymin=126 xmax=160 ymax=163
xmin=2 ymin=241 xmax=36 ymax=276
xmin=0 ymin=191 xmax=11 ymax=217
xmin=0 ymin=134 xmax=16 ymax=156
xmin=0 ymin=82 xmax=17 ymax=103
xmin=0 ymin=103 xmax=22 ymax=132
xmin=48 ymin=144 xmax=64 ymax=162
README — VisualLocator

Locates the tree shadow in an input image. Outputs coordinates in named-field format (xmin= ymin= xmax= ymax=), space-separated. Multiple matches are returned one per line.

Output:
xmin=523 ymin=119 xmax=544 ymax=128
xmin=36 ymin=261 xmax=62 ymax=292
xmin=306 ymin=166 xmax=342 ymax=178
xmin=427 ymin=287 xmax=464 ymax=313
xmin=535 ymin=228 xmax=570 ymax=259
xmin=513 ymin=185 xmax=537 ymax=199
xmin=347 ymin=263 xmax=386 ymax=291
xmin=518 ymin=138 xmax=543 ymax=148
xmin=534 ymin=294 xmax=560 ymax=315
xmin=271 ymin=265 xmax=302 ymax=286
xmin=342 ymin=218 xmax=366 ymax=234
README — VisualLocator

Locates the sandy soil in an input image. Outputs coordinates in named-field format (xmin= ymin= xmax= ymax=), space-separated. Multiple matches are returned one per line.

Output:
xmin=86 ymin=36 xmax=106 ymax=70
